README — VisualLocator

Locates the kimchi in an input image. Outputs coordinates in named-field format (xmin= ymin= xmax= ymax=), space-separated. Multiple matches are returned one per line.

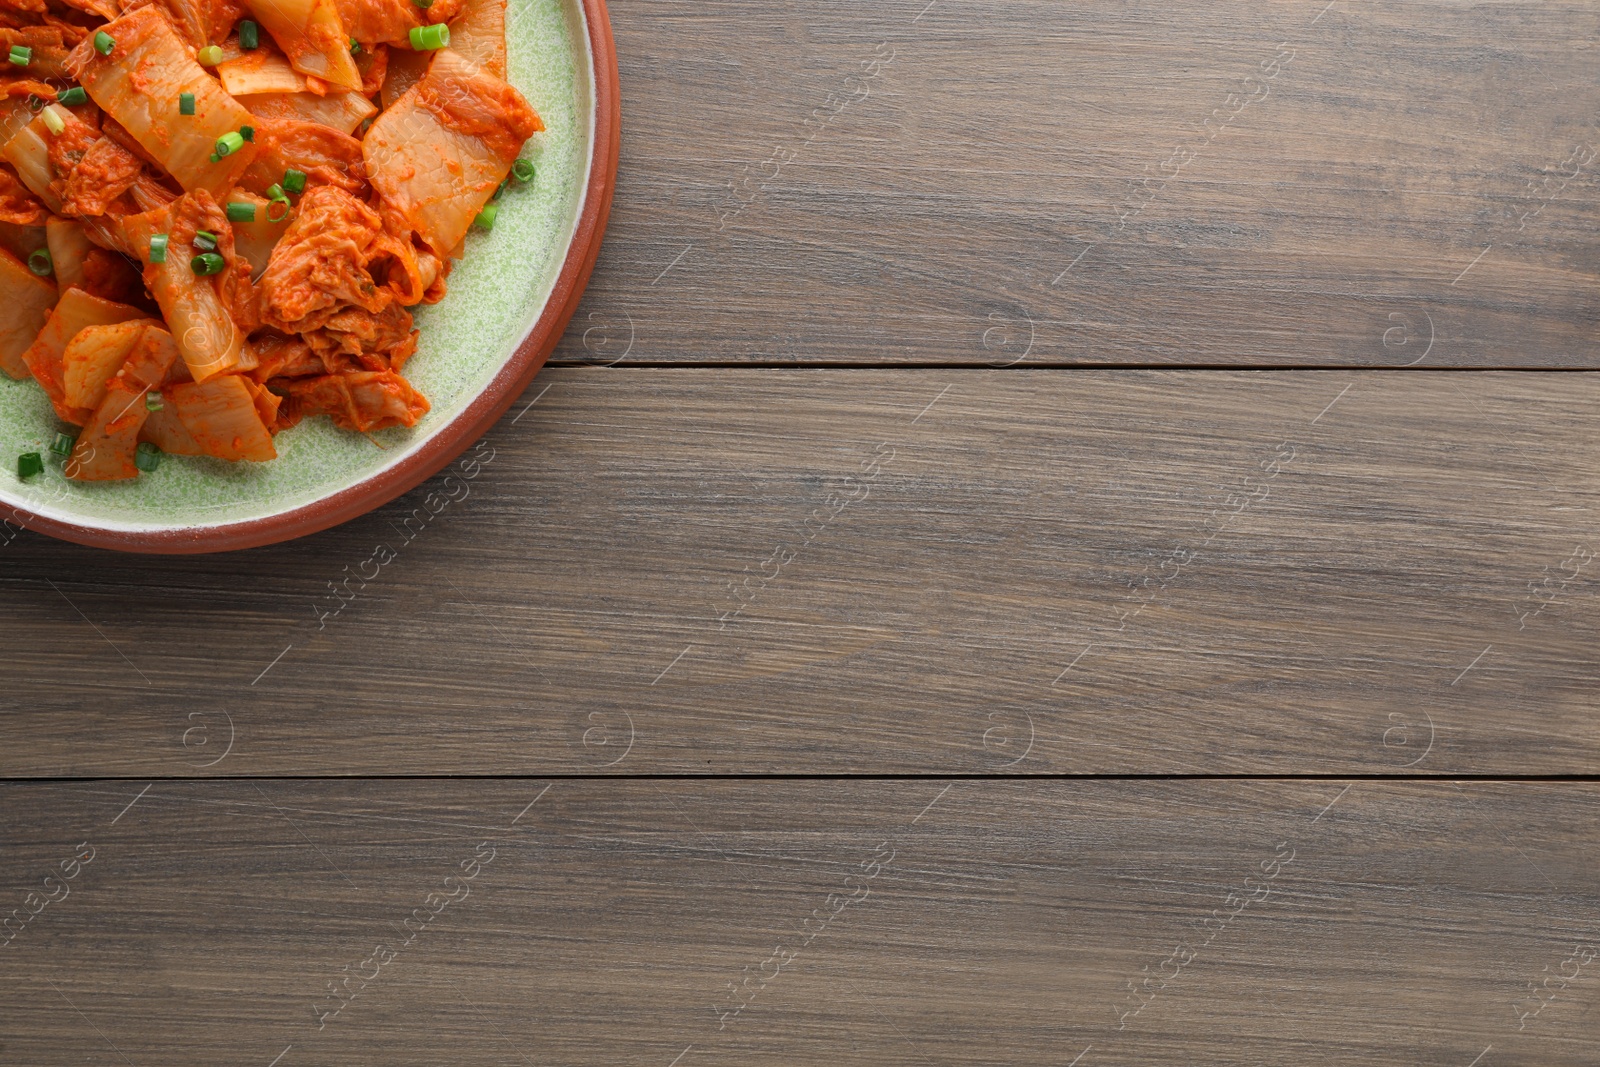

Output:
xmin=0 ymin=0 xmax=537 ymax=481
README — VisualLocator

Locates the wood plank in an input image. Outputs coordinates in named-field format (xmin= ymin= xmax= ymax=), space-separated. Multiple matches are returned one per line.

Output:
xmin=1 ymin=780 xmax=1596 ymax=1065
xmin=555 ymin=0 xmax=1600 ymax=367
xmin=3 ymin=369 xmax=1599 ymax=775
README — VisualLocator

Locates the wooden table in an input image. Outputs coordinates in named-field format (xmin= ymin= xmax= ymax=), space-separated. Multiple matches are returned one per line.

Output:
xmin=4 ymin=2 xmax=1598 ymax=1063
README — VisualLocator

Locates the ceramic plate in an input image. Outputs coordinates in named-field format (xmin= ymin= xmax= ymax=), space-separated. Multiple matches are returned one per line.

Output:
xmin=0 ymin=0 xmax=619 ymax=553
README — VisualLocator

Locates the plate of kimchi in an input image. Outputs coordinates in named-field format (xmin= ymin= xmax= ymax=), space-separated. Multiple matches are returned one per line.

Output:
xmin=0 ymin=0 xmax=618 ymax=551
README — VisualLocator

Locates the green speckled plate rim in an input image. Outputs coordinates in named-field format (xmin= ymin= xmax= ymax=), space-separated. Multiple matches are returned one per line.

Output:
xmin=0 ymin=0 xmax=619 ymax=554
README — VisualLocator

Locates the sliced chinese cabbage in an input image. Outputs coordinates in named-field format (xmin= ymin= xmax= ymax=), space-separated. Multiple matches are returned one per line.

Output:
xmin=168 ymin=374 xmax=277 ymax=461
xmin=236 ymin=118 xmax=364 ymax=198
xmin=20 ymin=288 xmax=146 ymax=419
xmin=0 ymin=163 xmax=48 ymax=225
xmin=277 ymin=369 xmax=427 ymax=432
xmin=379 ymin=46 xmax=429 ymax=110
xmin=226 ymin=192 xmax=291 ymax=280
xmin=336 ymin=0 xmax=462 ymax=47
xmin=58 ymin=0 xmax=119 ymax=21
xmin=60 ymin=133 xmax=145 ymax=217
xmin=145 ymin=0 xmax=248 ymax=50
xmin=1 ymin=110 xmax=65 ymax=213
xmin=0 ymin=92 xmax=37 ymax=147
xmin=240 ymin=374 xmax=282 ymax=428
xmin=362 ymin=48 xmax=541 ymax=257
xmin=139 ymin=400 xmax=204 ymax=454
xmin=122 ymin=195 xmax=248 ymax=382
xmin=0 ymin=245 xmax=57 ymax=380
xmin=45 ymin=218 xmax=95 ymax=291
xmin=0 ymin=220 xmax=47 ymax=262
xmin=66 ymin=7 xmax=258 ymax=196
xmin=46 ymin=216 xmax=144 ymax=302
xmin=67 ymin=324 xmax=180 ymax=481
xmin=63 ymin=320 xmax=160 ymax=412
xmin=217 ymin=47 xmax=306 ymax=96
xmin=0 ymin=26 xmax=71 ymax=79
xmin=243 ymin=0 xmax=362 ymax=91
xmin=237 ymin=88 xmax=376 ymax=135
xmin=448 ymin=0 xmax=504 ymax=76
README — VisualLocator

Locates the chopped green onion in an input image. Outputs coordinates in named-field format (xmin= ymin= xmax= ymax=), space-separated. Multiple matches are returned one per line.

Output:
xmin=56 ymin=86 xmax=87 ymax=106
xmin=145 ymin=391 xmax=164 ymax=412
xmin=190 ymin=252 xmax=225 ymax=276
xmin=226 ymin=201 xmax=256 ymax=222
xmin=26 ymin=248 xmax=51 ymax=276
xmin=239 ymin=20 xmax=259 ymax=49
xmin=491 ymin=179 xmax=507 ymax=200
xmin=192 ymin=230 xmax=218 ymax=252
xmin=148 ymin=233 xmax=169 ymax=263
xmin=26 ymin=94 xmax=43 ymax=113
xmin=265 ymin=197 xmax=292 ymax=223
xmin=134 ymin=441 xmax=162 ymax=473
xmin=9 ymin=45 xmax=32 ymax=67
xmin=197 ymin=45 xmax=223 ymax=66
xmin=512 ymin=159 xmax=535 ymax=183
xmin=17 ymin=452 xmax=43 ymax=479
xmin=179 ymin=92 xmax=195 ymax=115
xmin=240 ymin=124 xmax=254 ymax=142
xmin=348 ymin=37 xmax=361 ymax=55
xmin=409 ymin=23 xmax=449 ymax=50
xmin=213 ymin=131 xmax=244 ymax=158
xmin=48 ymin=432 xmax=74 ymax=457
xmin=473 ymin=202 xmax=498 ymax=231
xmin=281 ymin=168 xmax=306 ymax=194
xmin=40 ymin=107 xmax=64 ymax=135
xmin=265 ymin=183 xmax=283 ymax=200
xmin=94 ymin=31 xmax=115 ymax=55
xmin=412 ymin=0 xmax=433 ymax=8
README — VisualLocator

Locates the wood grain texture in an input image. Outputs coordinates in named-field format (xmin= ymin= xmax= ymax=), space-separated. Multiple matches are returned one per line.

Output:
xmin=3 ymin=369 xmax=1599 ymax=776
xmin=4 ymin=2 xmax=1598 ymax=1056
xmin=1 ymin=780 xmax=1596 ymax=1066
xmin=552 ymin=0 xmax=1600 ymax=367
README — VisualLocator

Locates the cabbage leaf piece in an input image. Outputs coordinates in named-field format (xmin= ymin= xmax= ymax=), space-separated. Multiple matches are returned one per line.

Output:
xmin=0 ymin=244 xmax=57 ymax=381
xmin=363 ymin=49 xmax=541 ymax=257
xmin=67 ymin=7 xmax=258 ymax=196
